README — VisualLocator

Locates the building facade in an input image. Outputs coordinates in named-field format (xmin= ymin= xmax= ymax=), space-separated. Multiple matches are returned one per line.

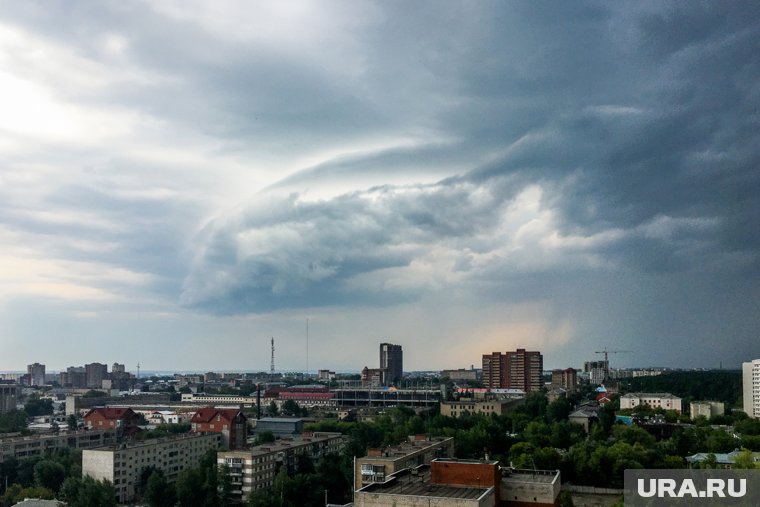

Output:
xmin=0 ymin=429 xmax=117 ymax=462
xmin=85 ymin=362 xmax=108 ymax=389
xmin=620 ymin=393 xmax=683 ymax=413
xmin=0 ymin=384 xmax=19 ymax=414
xmin=83 ymin=433 xmax=221 ymax=503
xmin=190 ymin=408 xmax=248 ymax=450
xmin=355 ymin=435 xmax=455 ymax=490
xmin=379 ymin=343 xmax=403 ymax=385
xmin=218 ymin=432 xmax=344 ymax=503
xmin=482 ymin=349 xmax=543 ymax=392
xmin=27 ymin=363 xmax=46 ymax=387
xmin=440 ymin=399 xmax=521 ymax=418
xmin=743 ymin=359 xmax=760 ymax=419
xmin=690 ymin=401 xmax=725 ymax=420
xmin=551 ymin=368 xmax=577 ymax=392
xmin=83 ymin=407 xmax=141 ymax=435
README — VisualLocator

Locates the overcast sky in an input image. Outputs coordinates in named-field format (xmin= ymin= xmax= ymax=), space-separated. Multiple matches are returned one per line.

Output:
xmin=1 ymin=1 xmax=758 ymax=373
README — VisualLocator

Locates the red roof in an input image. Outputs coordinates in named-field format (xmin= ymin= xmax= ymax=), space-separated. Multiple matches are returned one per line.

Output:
xmin=84 ymin=407 xmax=138 ymax=420
xmin=190 ymin=407 xmax=245 ymax=424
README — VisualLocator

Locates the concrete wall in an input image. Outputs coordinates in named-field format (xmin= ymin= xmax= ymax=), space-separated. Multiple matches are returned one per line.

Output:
xmin=354 ymin=490 xmax=494 ymax=507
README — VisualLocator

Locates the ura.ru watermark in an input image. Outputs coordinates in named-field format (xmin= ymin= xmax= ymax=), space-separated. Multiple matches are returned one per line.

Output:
xmin=625 ymin=469 xmax=760 ymax=506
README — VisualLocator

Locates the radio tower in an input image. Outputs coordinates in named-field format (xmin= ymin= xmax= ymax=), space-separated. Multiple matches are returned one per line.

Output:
xmin=270 ymin=337 xmax=275 ymax=376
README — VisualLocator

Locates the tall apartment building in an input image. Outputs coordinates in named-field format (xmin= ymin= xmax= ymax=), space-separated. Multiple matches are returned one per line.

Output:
xmin=82 ymin=433 xmax=222 ymax=503
xmin=355 ymin=435 xmax=455 ymax=490
xmin=60 ymin=367 xmax=87 ymax=388
xmin=482 ymin=349 xmax=543 ymax=392
xmin=743 ymin=359 xmax=760 ymax=419
xmin=584 ymin=360 xmax=608 ymax=385
xmin=551 ymin=368 xmax=577 ymax=392
xmin=27 ymin=363 xmax=46 ymax=387
xmin=85 ymin=362 xmax=108 ymax=389
xmin=380 ymin=343 xmax=403 ymax=385
xmin=218 ymin=432 xmax=344 ymax=503
xmin=0 ymin=384 xmax=19 ymax=414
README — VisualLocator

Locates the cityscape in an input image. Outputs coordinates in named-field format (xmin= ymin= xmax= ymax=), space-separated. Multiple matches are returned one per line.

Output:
xmin=1 ymin=348 xmax=759 ymax=506
xmin=1 ymin=2 xmax=760 ymax=507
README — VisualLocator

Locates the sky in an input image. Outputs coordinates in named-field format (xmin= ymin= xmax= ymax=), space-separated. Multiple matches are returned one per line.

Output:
xmin=1 ymin=1 xmax=759 ymax=373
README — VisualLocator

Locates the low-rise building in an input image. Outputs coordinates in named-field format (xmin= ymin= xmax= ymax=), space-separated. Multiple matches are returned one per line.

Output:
xmin=82 ymin=433 xmax=222 ymax=503
xmin=686 ymin=450 xmax=760 ymax=469
xmin=355 ymin=459 xmax=561 ymax=507
xmin=568 ymin=406 xmax=600 ymax=433
xmin=355 ymin=435 xmax=455 ymax=490
xmin=355 ymin=460 xmax=497 ymax=507
xmin=0 ymin=429 xmax=118 ymax=462
xmin=190 ymin=408 xmax=248 ymax=450
xmin=218 ymin=431 xmax=344 ymax=503
xmin=440 ymin=399 xmax=521 ymax=418
xmin=441 ymin=369 xmax=479 ymax=382
xmin=690 ymin=401 xmax=725 ymax=420
xmin=253 ymin=417 xmax=303 ymax=438
xmin=83 ymin=407 xmax=141 ymax=436
xmin=181 ymin=393 xmax=258 ymax=406
xmin=620 ymin=393 xmax=682 ymax=413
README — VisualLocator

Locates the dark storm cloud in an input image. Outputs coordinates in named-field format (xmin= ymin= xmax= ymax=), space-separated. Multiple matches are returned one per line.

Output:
xmin=183 ymin=1 xmax=760 ymax=314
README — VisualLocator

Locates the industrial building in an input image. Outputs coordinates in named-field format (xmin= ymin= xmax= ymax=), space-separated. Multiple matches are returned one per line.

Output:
xmin=253 ymin=417 xmax=303 ymax=438
xmin=355 ymin=459 xmax=561 ymax=507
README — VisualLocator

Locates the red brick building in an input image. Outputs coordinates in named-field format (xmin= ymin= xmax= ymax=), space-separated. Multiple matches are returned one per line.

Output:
xmin=482 ymin=349 xmax=543 ymax=392
xmin=83 ymin=407 xmax=141 ymax=435
xmin=190 ymin=408 xmax=248 ymax=450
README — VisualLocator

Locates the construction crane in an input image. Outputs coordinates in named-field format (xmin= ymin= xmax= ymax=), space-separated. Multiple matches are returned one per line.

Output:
xmin=594 ymin=348 xmax=631 ymax=381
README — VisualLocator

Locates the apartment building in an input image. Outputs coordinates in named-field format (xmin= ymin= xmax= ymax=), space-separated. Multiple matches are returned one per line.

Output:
xmin=743 ymin=359 xmax=760 ymax=419
xmin=620 ymin=393 xmax=683 ymax=413
xmin=0 ymin=384 xmax=19 ymax=414
xmin=82 ymin=433 xmax=222 ymax=503
xmin=0 ymin=429 xmax=117 ymax=462
xmin=27 ymin=363 xmax=46 ymax=387
xmin=354 ymin=435 xmax=455 ymax=490
xmin=482 ymin=349 xmax=543 ymax=392
xmin=217 ymin=432 xmax=344 ymax=503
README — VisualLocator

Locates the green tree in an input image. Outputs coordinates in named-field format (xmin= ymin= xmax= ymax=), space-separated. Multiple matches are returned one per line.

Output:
xmin=146 ymin=470 xmax=176 ymax=507
xmin=281 ymin=399 xmax=301 ymax=416
xmin=67 ymin=414 xmax=79 ymax=430
xmin=24 ymin=397 xmax=54 ymax=417
xmin=33 ymin=459 xmax=67 ymax=494
xmin=0 ymin=410 xmax=28 ymax=433
xmin=176 ymin=468 xmax=204 ymax=507
xmin=60 ymin=476 xmax=117 ymax=507
xmin=732 ymin=449 xmax=758 ymax=469
xmin=268 ymin=400 xmax=279 ymax=416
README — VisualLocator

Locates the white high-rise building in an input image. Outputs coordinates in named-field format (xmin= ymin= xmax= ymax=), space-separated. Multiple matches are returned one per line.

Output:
xmin=743 ymin=359 xmax=760 ymax=419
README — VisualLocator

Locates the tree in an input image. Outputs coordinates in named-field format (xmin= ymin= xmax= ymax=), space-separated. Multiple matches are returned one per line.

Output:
xmin=146 ymin=470 xmax=176 ymax=507
xmin=0 ymin=410 xmax=28 ymax=433
xmin=176 ymin=468 xmax=204 ymax=507
xmin=268 ymin=400 xmax=279 ymax=416
xmin=67 ymin=414 xmax=79 ymax=430
xmin=732 ymin=449 xmax=758 ymax=469
xmin=60 ymin=476 xmax=117 ymax=507
xmin=24 ymin=397 xmax=54 ymax=417
xmin=33 ymin=459 xmax=67 ymax=494
xmin=282 ymin=399 xmax=301 ymax=416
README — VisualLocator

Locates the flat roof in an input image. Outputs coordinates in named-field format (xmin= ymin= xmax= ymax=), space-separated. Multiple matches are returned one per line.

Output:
xmin=502 ymin=469 xmax=560 ymax=485
xmin=359 ymin=468 xmax=491 ymax=500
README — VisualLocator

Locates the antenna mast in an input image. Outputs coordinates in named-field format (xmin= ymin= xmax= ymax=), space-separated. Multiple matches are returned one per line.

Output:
xmin=136 ymin=362 xmax=140 ymax=380
xmin=270 ymin=337 xmax=275 ymax=376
